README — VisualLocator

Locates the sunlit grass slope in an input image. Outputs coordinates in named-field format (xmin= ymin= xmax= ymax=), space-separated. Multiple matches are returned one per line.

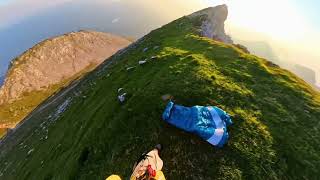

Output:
xmin=0 ymin=15 xmax=319 ymax=180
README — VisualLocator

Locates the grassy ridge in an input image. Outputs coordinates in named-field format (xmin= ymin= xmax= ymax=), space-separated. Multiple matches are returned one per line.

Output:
xmin=0 ymin=16 xmax=319 ymax=180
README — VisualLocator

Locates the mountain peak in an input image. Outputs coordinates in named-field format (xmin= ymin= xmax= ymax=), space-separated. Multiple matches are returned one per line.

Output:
xmin=189 ymin=4 xmax=233 ymax=44
xmin=196 ymin=4 xmax=228 ymax=17
xmin=0 ymin=31 xmax=130 ymax=133
xmin=0 ymin=31 xmax=130 ymax=105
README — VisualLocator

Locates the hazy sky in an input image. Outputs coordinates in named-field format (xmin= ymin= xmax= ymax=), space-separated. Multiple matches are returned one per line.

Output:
xmin=0 ymin=0 xmax=319 ymax=86
xmin=206 ymin=0 xmax=320 ymax=86
xmin=0 ymin=0 xmax=208 ymax=76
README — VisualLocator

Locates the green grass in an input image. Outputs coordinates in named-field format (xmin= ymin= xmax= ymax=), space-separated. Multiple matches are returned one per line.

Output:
xmin=0 ymin=15 xmax=319 ymax=180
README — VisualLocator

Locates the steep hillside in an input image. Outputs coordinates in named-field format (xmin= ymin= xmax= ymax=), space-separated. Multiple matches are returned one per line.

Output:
xmin=0 ymin=5 xmax=319 ymax=180
xmin=0 ymin=31 xmax=130 ymax=137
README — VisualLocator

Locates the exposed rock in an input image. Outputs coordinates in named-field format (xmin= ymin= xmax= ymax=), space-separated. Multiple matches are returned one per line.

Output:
xmin=50 ymin=97 xmax=72 ymax=122
xmin=143 ymin=47 xmax=149 ymax=52
xmin=266 ymin=61 xmax=279 ymax=68
xmin=0 ymin=31 xmax=131 ymax=105
xmin=139 ymin=60 xmax=147 ymax=65
xmin=233 ymin=44 xmax=250 ymax=54
xmin=117 ymin=88 xmax=124 ymax=93
xmin=189 ymin=4 xmax=233 ymax=44
xmin=118 ymin=93 xmax=127 ymax=103
xmin=117 ymin=88 xmax=127 ymax=103
xmin=126 ymin=66 xmax=136 ymax=71
xmin=27 ymin=149 xmax=34 ymax=156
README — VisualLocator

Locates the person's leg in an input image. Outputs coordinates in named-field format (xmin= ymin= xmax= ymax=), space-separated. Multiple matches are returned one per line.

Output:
xmin=130 ymin=144 xmax=164 ymax=179
xmin=146 ymin=149 xmax=163 ymax=171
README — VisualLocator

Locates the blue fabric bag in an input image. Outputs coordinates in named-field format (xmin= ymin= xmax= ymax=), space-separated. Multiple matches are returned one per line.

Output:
xmin=162 ymin=101 xmax=232 ymax=147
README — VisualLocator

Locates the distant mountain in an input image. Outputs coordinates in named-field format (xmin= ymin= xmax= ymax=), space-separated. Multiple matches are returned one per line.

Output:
xmin=0 ymin=5 xmax=319 ymax=180
xmin=234 ymin=39 xmax=280 ymax=64
xmin=233 ymin=40 xmax=320 ymax=91
xmin=0 ymin=31 xmax=130 ymax=135
xmin=292 ymin=64 xmax=317 ymax=86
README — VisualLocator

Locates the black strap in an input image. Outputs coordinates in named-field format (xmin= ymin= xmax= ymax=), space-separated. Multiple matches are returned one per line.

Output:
xmin=135 ymin=153 xmax=151 ymax=167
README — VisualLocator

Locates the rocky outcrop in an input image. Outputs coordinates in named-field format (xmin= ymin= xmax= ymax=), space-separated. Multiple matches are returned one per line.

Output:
xmin=0 ymin=31 xmax=131 ymax=104
xmin=189 ymin=4 xmax=233 ymax=43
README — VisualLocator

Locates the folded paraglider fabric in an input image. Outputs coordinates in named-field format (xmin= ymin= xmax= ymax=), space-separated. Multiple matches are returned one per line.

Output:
xmin=162 ymin=101 xmax=232 ymax=147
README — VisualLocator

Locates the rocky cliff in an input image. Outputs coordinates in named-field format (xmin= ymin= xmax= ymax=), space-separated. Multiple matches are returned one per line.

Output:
xmin=189 ymin=4 xmax=233 ymax=43
xmin=0 ymin=31 xmax=130 ymax=104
